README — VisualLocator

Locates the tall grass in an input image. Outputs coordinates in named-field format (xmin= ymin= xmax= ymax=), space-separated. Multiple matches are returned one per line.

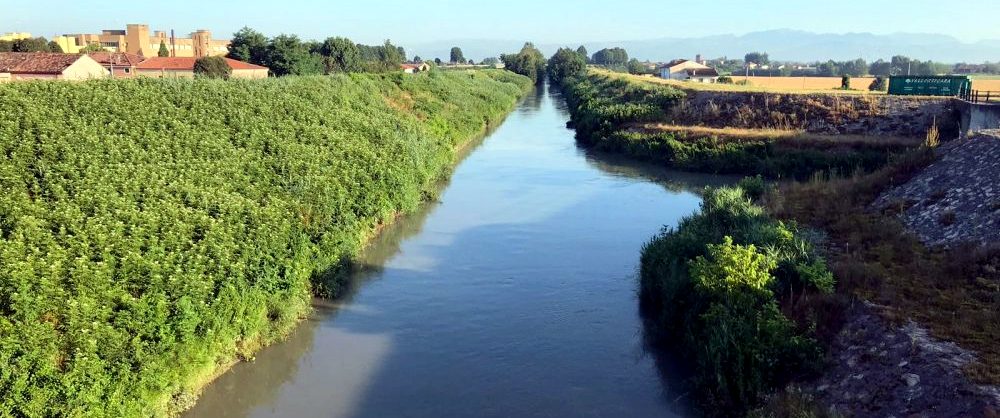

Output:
xmin=0 ymin=70 xmax=531 ymax=417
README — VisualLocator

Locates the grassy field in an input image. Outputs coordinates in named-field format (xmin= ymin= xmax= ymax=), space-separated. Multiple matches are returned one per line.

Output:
xmin=595 ymin=69 xmax=1000 ymax=93
xmin=0 ymin=70 xmax=531 ymax=417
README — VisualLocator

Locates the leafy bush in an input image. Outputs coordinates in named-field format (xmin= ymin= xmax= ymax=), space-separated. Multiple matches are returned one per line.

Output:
xmin=840 ymin=75 xmax=851 ymax=90
xmin=0 ymin=70 xmax=530 ymax=417
xmin=193 ymin=56 xmax=232 ymax=79
xmin=640 ymin=186 xmax=833 ymax=416
xmin=738 ymin=175 xmax=767 ymax=200
xmin=869 ymin=77 xmax=887 ymax=92
xmin=717 ymin=76 xmax=734 ymax=84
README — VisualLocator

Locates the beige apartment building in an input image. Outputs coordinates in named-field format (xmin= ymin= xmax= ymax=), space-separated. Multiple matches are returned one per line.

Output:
xmin=58 ymin=24 xmax=229 ymax=58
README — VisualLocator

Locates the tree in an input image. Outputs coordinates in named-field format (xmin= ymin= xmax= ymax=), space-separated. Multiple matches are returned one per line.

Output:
xmin=744 ymin=52 xmax=769 ymax=68
xmin=227 ymin=27 xmax=269 ymax=66
xmin=193 ymin=56 xmax=232 ymax=79
xmin=48 ymin=41 xmax=62 ymax=53
xmin=0 ymin=41 xmax=12 ymax=52
xmin=482 ymin=57 xmax=499 ymax=66
xmin=450 ymin=47 xmax=465 ymax=64
xmin=12 ymin=37 xmax=51 ymax=52
xmin=266 ymin=34 xmax=323 ymax=76
xmin=627 ymin=58 xmax=649 ymax=75
xmin=869 ymin=77 xmax=888 ymax=92
xmin=591 ymin=47 xmax=628 ymax=66
xmin=547 ymin=47 xmax=587 ymax=84
xmin=319 ymin=37 xmax=362 ymax=73
xmin=158 ymin=40 xmax=170 ymax=57
xmin=413 ymin=55 xmax=422 ymax=63
xmin=841 ymin=75 xmax=851 ymax=90
xmin=501 ymin=42 xmax=546 ymax=84
xmin=434 ymin=57 xmax=442 ymax=65
xmin=78 ymin=43 xmax=105 ymax=53
xmin=576 ymin=45 xmax=588 ymax=60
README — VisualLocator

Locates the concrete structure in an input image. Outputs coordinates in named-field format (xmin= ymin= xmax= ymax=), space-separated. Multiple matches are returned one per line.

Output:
xmin=0 ymin=52 xmax=108 ymax=80
xmin=401 ymin=63 xmax=430 ymax=74
xmin=86 ymin=52 xmax=145 ymax=78
xmin=61 ymin=24 xmax=229 ymax=58
xmin=135 ymin=57 xmax=268 ymax=79
xmin=658 ymin=59 xmax=720 ymax=83
xmin=956 ymin=99 xmax=1000 ymax=135
xmin=0 ymin=32 xmax=32 ymax=42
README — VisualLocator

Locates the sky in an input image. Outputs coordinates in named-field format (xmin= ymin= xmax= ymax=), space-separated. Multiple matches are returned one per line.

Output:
xmin=4 ymin=0 xmax=1000 ymax=45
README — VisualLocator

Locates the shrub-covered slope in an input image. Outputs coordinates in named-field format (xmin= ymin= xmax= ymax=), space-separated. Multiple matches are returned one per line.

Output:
xmin=0 ymin=70 xmax=530 ymax=417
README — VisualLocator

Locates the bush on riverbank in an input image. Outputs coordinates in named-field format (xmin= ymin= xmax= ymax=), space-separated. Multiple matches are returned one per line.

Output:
xmin=560 ymin=72 xmax=913 ymax=179
xmin=640 ymin=184 xmax=836 ymax=416
xmin=0 ymin=70 xmax=530 ymax=417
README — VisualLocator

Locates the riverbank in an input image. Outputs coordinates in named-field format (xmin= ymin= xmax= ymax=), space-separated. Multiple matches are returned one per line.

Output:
xmin=556 ymin=69 xmax=999 ymax=416
xmin=0 ymin=70 xmax=531 ymax=417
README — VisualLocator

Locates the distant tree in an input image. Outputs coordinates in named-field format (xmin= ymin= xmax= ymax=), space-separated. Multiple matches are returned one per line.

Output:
xmin=547 ymin=47 xmax=587 ymax=84
xmin=717 ymin=76 xmax=734 ymax=84
xmin=434 ymin=57 xmax=443 ymax=65
xmin=576 ymin=45 xmax=588 ymax=60
xmin=0 ymin=40 xmax=12 ymax=52
xmin=266 ymin=34 xmax=323 ymax=76
xmin=744 ymin=52 xmax=769 ymax=66
xmin=869 ymin=59 xmax=892 ymax=76
xmin=627 ymin=58 xmax=649 ymax=75
xmin=193 ymin=56 xmax=232 ymax=79
xmin=227 ymin=27 xmax=270 ymax=66
xmin=591 ymin=47 xmax=628 ymax=66
xmin=869 ymin=77 xmax=888 ymax=92
xmin=413 ymin=55 xmax=422 ymax=63
xmin=482 ymin=57 xmax=499 ymax=66
xmin=319 ymin=37 xmax=362 ymax=73
xmin=841 ymin=75 xmax=851 ymax=90
xmin=501 ymin=42 xmax=546 ymax=84
xmin=12 ymin=37 xmax=50 ymax=52
xmin=158 ymin=40 xmax=170 ymax=57
xmin=78 ymin=43 xmax=105 ymax=53
xmin=48 ymin=40 xmax=62 ymax=53
xmin=450 ymin=47 xmax=465 ymax=64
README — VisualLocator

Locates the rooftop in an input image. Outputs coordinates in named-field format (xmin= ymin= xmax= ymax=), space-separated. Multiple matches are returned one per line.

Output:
xmin=135 ymin=57 xmax=267 ymax=71
xmin=0 ymin=52 xmax=89 ymax=74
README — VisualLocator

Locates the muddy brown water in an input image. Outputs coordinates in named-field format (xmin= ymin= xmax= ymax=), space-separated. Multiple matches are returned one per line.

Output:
xmin=184 ymin=84 xmax=734 ymax=418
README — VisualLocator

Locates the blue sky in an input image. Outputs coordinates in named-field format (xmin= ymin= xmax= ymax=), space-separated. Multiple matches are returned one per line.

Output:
xmin=5 ymin=0 xmax=1000 ymax=44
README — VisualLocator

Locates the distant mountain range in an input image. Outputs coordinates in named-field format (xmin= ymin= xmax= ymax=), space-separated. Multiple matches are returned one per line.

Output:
xmin=408 ymin=30 xmax=1000 ymax=63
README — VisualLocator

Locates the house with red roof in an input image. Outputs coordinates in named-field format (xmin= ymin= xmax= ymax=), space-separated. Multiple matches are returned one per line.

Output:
xmin=0 ymin=52 xmax=108 ymax=81
xmin=401 ymin=63 xmax=430 ymax=74
xmin=135 ymin=57 xmax=269 ymax=79
xmin=86 ymin=52 xmax=146 ymax=78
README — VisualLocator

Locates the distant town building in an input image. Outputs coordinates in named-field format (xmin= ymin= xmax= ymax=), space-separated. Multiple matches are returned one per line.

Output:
xmin=86 ymin=52 xmax=146 ymax=78
xmin=59 ymin=24 xmax=229 ymax=58
xmin=0 ymin=32 xmax=32 ymax=42
xmin=134 ymin=57 xmax=268 ymax=79
xmin=658 ymin=59 xmax=719 ymax=82
xmin=401 ymin=63 xmax=430 ymax=74
xmin=0 ymin=52 xmax=108 ymax=81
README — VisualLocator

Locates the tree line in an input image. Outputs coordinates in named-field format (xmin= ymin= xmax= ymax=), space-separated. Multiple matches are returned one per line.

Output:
xmin=0 ymin=36 xmax=63 ymax=53
xmin=227 ymin=27 xmax=408 ymax=76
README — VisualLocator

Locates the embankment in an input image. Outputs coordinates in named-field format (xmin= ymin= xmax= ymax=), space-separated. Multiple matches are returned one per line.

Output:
xmin=0 ymin=70 xmax=531 ymax=417
xmin=561 ymin=72 xmax=923 ymax=179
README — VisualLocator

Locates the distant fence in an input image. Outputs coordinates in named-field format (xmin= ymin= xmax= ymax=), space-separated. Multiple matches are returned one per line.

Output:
xmin=960 ymin=90 xmax=1000 ymax=104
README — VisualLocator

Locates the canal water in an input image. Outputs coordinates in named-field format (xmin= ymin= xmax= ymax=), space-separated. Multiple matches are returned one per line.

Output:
xmin=185 ymin=84 xmax=731 ymax=418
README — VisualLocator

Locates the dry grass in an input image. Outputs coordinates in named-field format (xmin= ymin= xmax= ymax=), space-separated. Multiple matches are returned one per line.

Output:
xmin=595 ymin=69 xmax=1000 ymax=95
xmin=766 ymin=152 xmax=1000 ymax=385
xmin=635 ymin=124 xmax=924 ymax=147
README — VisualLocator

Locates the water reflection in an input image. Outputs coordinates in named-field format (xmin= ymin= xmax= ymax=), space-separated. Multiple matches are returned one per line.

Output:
xmin=186 ymin=83 xmax=730 ymax=418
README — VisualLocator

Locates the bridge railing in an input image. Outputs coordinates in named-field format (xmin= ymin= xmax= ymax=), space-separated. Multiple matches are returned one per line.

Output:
xmin=960 ymin=90 xmax=1000 ymax=104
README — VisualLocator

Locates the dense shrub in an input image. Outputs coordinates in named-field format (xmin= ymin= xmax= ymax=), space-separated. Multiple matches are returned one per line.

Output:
xmin=640 ymin=186 xmax=833 ymax=416
xmin=193 ymin=56 xmax=232 ymax=79
xmin=0 ymin=70 xmax=530 ymax=417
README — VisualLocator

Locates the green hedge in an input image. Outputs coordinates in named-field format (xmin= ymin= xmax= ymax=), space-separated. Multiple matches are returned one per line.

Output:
xmin=639 ymin=185 xmax=833 ymax=416
xmin=0 ymin=70 xmax=530 ymax=417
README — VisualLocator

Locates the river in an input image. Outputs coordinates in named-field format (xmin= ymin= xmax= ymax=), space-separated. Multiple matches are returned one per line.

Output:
xmin=184 ymin=84 xmax=733 ymax=418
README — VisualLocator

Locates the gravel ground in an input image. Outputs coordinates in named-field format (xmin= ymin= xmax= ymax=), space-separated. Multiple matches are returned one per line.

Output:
xmin=873 ymin=132 xmax=1000 ymax=248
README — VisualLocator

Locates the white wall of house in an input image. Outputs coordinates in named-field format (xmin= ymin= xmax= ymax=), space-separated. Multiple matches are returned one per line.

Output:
xmin=659 ymin=60 xmax=711 ymax=80
xmin=61 ymin=56 xmax=110 ymax=80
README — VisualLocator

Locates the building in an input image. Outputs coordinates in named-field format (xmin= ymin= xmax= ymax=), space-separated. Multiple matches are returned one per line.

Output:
xmin=0 ymin=32 xmax=32 ymax=42
xmin=659 ymin=59 xmax=719 ymax=82
xmin=135 ymin=57 xmax=268 ymax=79
xmin=86 ymin=52 xmax=145 ymax=78
xmin=0 ymin=52 xmax=108 ymax=80
xmin=401 ymin=63 xmax=430 ymax=74
xmin=60 ymin=24 xmax=229 ymax=58
xmin=684 ymin=68 xmax=720 ymax=83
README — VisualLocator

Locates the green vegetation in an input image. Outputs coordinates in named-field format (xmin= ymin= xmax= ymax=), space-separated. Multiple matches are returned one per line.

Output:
xmin=591 ymin=47 xmax=629 ymax=67
xmin=158 ymin=41 xmax=170 ymax=58
xmin=560 ymin=72 xmax=905 ymax=179
xmin=501 ymin=42 xmax=546 ymax=84
xmin=546 ymin=47 xmax=587 ymax=84
xmin=226 ymin=27 xmax=406 ymax=76
xmin=193 ymin=56 xmax=232 ymax=79
xmin=450 ymin=47 xmax=465 ymax=64
xmin=640 ymin=184 xmax=835 ymax=416
xmin=0 ymin=70 xmax=531 ymax=417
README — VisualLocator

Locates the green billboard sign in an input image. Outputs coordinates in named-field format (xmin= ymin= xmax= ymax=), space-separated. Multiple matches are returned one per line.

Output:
xmin=888 ymin=75 xmax=971 ymax=97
